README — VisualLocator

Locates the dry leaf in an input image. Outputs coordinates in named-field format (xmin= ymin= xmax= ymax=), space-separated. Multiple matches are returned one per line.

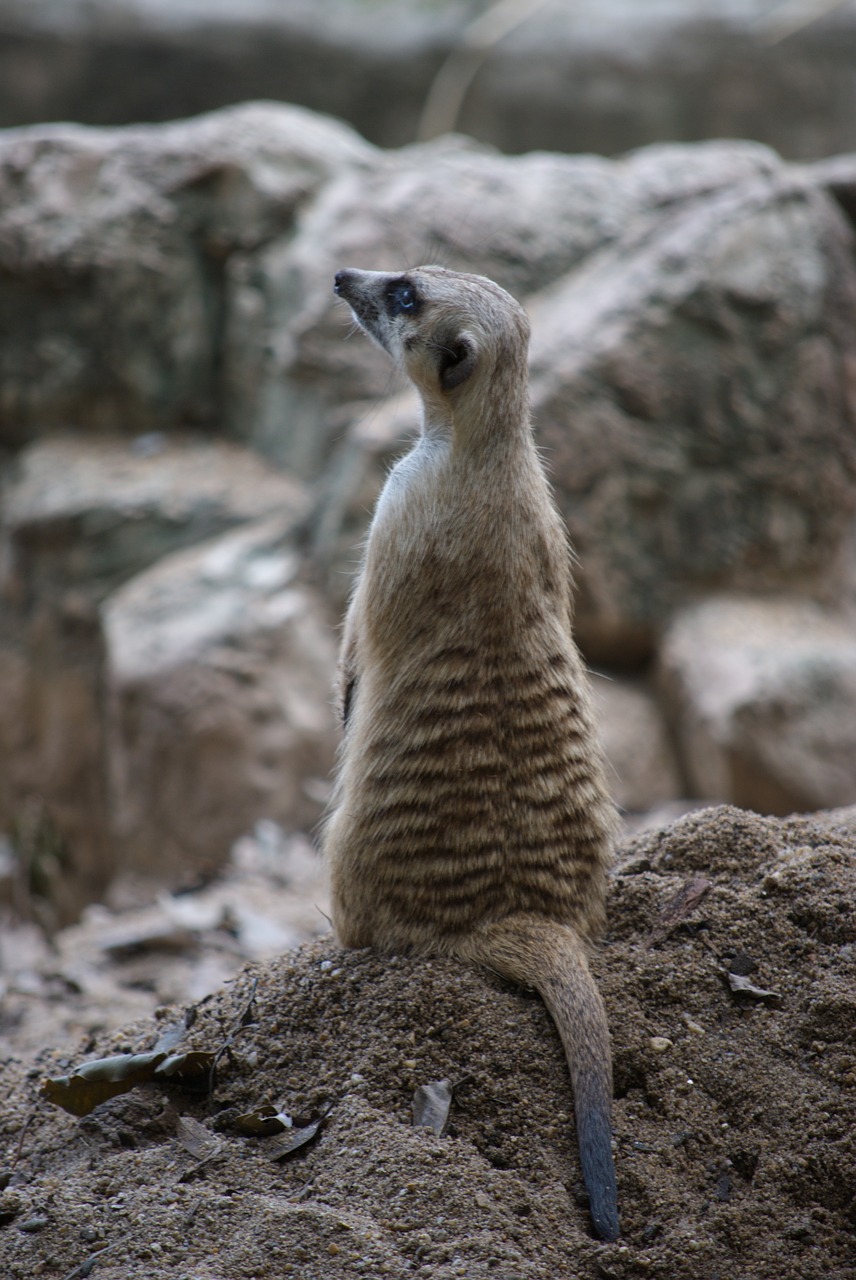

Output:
xmin=726 ymin=972 xmax=781 ymax=1003
xmin=41 ymin=1048 xmax=217 ymax=1117
xmin=231 ymin=1104 xmax=293 ymax=1137
xmin=264 ymin=1111 xmax=328 ymax=1161
xmin=175 ymin=1115 xmax=223 ymax=1163
xmin=412 ymin=1079 xmax=453 ymax=1136
xmin=645 ymin=876 xmax=712 ymax=948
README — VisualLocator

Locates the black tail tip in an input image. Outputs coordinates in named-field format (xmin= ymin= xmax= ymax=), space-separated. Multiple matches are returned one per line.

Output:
xmin=591 ymin=1203 xmax=620 ymax=1242
xmin=579 ymin=1105 xmax=620 ymax=1240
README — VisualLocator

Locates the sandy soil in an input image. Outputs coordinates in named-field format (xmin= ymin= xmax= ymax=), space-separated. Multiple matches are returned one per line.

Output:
xmin=0 ymin=805 xmax=853 ymax=1279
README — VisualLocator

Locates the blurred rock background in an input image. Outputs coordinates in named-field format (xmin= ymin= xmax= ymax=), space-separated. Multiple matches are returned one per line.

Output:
xmin=1 ymin=0 xmax=855 ymax=1047
xmin=3 ymin=0 xmax=856 ymax=160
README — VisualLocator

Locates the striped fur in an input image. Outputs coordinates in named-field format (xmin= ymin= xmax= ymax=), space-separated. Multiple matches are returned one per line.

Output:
xmin=325 ymin=266 xmax=620 ymax=1240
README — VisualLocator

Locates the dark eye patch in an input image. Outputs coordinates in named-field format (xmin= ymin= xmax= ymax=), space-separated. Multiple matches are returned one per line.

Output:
xmin=386 ymin=278 xmax=419 ymax=318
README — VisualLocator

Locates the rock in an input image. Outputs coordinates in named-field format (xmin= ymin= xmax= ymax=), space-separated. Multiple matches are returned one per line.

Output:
xmin=589 ymin=673 xmax=682 ymax=815
xmin=0 ymin=101 xmax=372 ymax=444
xmin=0 ymin=433 xmax=309 ymax=921
xmin=1 ymin=433 xmax=309 ymax=599
xmin=103 ymin=516 xmax=338 ymax=884
xmin=659 ymin=596 xmax=856 ymax=815
xmin=527 ymin=171 xmax=856 ymax=662
xmin=809 ymin=152 xmax=856 ymax=231
xmin=284 ymin=143 xmax=856 ymax=662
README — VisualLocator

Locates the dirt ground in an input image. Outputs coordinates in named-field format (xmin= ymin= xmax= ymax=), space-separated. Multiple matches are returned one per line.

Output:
xmin=0 ymin=804 xmax=854 ymax=1280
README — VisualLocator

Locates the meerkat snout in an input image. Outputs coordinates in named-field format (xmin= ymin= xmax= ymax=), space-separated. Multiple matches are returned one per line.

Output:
xmin=334 ymin=266 xmax=484 ymax=393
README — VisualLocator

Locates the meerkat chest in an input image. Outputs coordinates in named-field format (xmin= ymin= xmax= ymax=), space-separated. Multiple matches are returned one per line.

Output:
xmin=370 ymin=434 xmax=449 ymax=526
xmin=361 ymin=451 xmax=567 ymax=658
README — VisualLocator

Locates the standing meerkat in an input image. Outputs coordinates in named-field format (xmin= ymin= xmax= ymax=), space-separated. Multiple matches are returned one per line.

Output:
xmin=325 ymin=264 xmax=620 ymax=1241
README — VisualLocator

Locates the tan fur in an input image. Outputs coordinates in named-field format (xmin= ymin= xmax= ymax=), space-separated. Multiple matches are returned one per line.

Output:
xmin=325 ymin=265 xmax=620 ymax=1240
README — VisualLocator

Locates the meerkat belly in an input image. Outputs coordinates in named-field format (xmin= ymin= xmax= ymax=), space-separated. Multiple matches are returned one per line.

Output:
xmin=334 ymin=629 xmax=609 ymax=943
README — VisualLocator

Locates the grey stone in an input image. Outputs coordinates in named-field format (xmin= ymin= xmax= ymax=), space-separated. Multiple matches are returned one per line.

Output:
xmin=103 ymin=516 xmax=338 ymax=883
xmin=0 ymin=433 xmax=309 ymax=921
xmin=1 ymin=433 xmax=309 ymax=601
xmin=307 ymin=390 xmax=422 ymax=614
xmin=0 ymin=101 xmax=372 ymax=444
xmin=287 ymin=144 xmax=856 ymax=662
xmin=527 ymin=170 xmax=856 ymax=661
xmin=659 ymin=596 xmax=856 ymax=815
xmin=256 ymin=135 xmax=778 ymax=474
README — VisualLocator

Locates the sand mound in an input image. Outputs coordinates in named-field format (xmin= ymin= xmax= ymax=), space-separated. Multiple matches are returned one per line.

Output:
xmin=1 ymin=805 xmax=853 ymax=1279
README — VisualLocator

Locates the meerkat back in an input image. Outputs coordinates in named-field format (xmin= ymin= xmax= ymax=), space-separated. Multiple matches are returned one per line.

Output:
xmin=325 ymin=265 xmax=620 ymax=1241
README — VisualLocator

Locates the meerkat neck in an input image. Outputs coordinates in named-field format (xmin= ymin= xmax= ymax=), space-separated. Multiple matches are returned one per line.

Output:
xmin=453 ymin=398 xmax=533 ymax=471
xmin=423 ymin=360 xmax=531 ymax=462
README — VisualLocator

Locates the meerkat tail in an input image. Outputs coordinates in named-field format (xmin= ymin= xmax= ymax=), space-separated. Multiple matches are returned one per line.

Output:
xmin=457 ymin=915 xmax=620 ymax=1243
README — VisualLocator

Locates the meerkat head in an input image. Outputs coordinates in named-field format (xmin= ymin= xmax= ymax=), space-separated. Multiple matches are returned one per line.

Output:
xmin=334 ymin=265 xmax=530 ymax=416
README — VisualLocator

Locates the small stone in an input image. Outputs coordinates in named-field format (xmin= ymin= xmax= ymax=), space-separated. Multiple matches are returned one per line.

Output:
xmin=18 ymin=1216 xmax=50 ymax=1233
xmin=649 ymin=1036 xmax=673 ymax=1053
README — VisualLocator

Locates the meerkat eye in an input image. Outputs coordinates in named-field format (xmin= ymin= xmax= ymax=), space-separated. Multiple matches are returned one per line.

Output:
xmin=387 ymin=280 xmax=418 ymax=317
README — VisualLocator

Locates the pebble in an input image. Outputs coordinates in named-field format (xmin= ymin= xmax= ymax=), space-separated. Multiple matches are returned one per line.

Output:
xmin=649 ymin=1036 xmax=673 ymax=1053
xmin=18 ymin=1216 xmax=50 ymax=1233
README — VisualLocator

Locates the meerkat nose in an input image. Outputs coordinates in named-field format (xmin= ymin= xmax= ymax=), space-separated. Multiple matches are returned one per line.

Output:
xmin=334 ymin=269 xmax=356 ymax=297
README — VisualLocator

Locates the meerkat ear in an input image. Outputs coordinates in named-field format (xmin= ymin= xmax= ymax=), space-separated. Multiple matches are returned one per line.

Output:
xmin=436 ymin=333 xmax=477 ymax=391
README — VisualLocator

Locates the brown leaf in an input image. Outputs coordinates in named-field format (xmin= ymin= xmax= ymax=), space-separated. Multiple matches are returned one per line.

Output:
xmin=231 ymin=1104 xmax=293 ymax=1137
xmin=175 ymin=1114 xmax=223 ymax=1163
xmin=645 ymin=876 xmax=712 ymax=948
xmin=154 ymin=1050 xmax=216 ymax=1090
xmin=41 ymin=1046 xmax=217 ymax=1117
xmin=40 ymin=1051 xmax=168 ymax=1117
xmin=264 ymin=1111 xmax=328 ymax=1161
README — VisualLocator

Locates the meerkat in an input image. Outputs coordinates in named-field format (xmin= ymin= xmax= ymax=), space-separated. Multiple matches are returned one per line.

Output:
xmin=325 ymin=265 xmax=620 ymax=1241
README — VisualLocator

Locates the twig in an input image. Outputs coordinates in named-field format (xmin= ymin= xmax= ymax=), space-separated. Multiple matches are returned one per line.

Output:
xmin=417 ymin=0 xmax=555 ymax=141
xmin=59 ymin=1241 xmax=118 ymax=1280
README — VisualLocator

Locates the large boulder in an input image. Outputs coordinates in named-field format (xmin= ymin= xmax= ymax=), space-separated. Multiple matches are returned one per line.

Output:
xmin=103 ymin=516 xmax=338 ymax=885
xmin=590 ymin=673 xmax=683 ymax=815
xmin=275 ymin=144 xmax=856 ymax=664
xmin=659 ymin=596 xmax=856 ymax=815
xmin=0 ymin=434 xmax=309 ymax=920
xmin=528 ymin=170 xmax=856 ymax=662
xmin=227 ymin=135 xmax=632 ymax=473
xmin=0 ymin=101 xmax=372 ymax=445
